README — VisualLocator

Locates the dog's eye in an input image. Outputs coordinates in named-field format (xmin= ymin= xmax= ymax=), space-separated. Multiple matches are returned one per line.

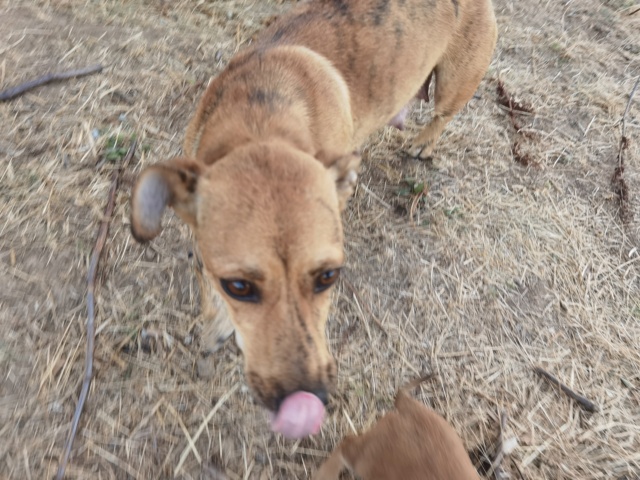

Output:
xmin=314 ymin=269 xmax=340 ymax=293
xmin=221 ymin=279 xmax=259 ymax=302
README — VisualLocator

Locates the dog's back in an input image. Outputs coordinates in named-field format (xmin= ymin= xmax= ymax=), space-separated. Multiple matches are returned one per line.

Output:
xmin=257 ymin=0 xmax=496 ymax=146
xmin=392 ymin=389 xmax=480 ymax=479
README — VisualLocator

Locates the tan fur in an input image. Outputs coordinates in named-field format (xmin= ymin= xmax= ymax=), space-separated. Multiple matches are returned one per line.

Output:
xmin=130 ymin=0 xmax=497 ymax=411
xmin=313 ymin=385 xmax=481 ymax=480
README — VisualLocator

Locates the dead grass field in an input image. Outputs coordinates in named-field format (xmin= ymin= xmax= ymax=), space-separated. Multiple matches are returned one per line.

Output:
xmin=1 ymin=0 xmax=639 ymax=478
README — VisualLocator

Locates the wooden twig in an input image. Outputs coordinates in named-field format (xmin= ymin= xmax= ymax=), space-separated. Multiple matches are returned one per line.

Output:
xmin=341 ymin=275 xmax=388 ymax=336
xmin=0 ymin=64 xmax=103 ymax=102
xmin=612 ymin=75 xmax=639 ymax=226
xmin=401 ymin=373 xmax=435 ymax=391
xmin=56 ymin=140 xmax=137 ymax=480
xmin=409 ymin=190 xmax=426 ymax=227
xmin=487 ymin=410 xmax=509 ymax=479
xmin=512 ymin=459 xmax=525 ymax=480
xmin=618 ymin=75 xmax=640 ymax=166
xmin=534 ymin=367 xmax=598 ymax=413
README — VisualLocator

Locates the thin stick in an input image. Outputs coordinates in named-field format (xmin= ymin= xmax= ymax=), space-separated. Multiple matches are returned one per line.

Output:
xmin=487 ymin=410 xmax=509 ymax=479
xmin=400 ymin=373 xmax=435 ymax=392
xmin=56 ymin=140 xmax=137 ymax=480
xmin=0 ymin=64 xmax=103 ymax=102
xmin=534 ymin=367 xmax=598 ymax=413
xmin=611 ymin=75 xmax=639 ymax=226
xmin=512 ymin=460 xmax=525 ymax=480
xmin=621 ymin=76 xmax=640 ymax=133
xmin=618 ymin=75 xmax=640 ymax=166
xmin=409 ymin=190 xmax=426 ymax=228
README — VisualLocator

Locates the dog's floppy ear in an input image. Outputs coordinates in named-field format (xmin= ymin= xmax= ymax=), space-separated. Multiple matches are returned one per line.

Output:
xmin=130 ymin=157 xmax=202 ymax=242
xmin=328 ymin=153 xmax=361 ymax=211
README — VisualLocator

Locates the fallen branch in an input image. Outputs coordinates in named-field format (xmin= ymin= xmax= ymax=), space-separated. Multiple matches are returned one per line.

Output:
xmin=56 ymin=140 xmax=137 ymax=480
xmin=0 ymin=64 xmax=103 ymax=102
xmin=534 ymin=367 xmax=598 ymax=413
xmin=512 ymin=459 xmax=525 ymax=480
xmin=612 ymin=75 xmax=639 ymax=226
xmin=487 ymin=410 xmax=510 ymax=480
xmin=617 ymin=75 xmax=639 ymax=166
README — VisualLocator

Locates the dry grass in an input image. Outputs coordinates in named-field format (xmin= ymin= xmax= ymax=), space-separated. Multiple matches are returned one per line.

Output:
xmin=1 ymin=0 xmax=639 ymax=479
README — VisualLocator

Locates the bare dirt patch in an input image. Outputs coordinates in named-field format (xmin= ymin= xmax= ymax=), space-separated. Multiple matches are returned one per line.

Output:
xmin=1 ymin=0 xmax=639 ymax=479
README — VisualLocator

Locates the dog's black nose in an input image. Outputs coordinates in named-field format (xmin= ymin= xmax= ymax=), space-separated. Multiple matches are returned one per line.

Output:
xmin=274 ymin=395 xmax=284 ymax=412
xmin=311 ymin=388 xmax=329 ymax=406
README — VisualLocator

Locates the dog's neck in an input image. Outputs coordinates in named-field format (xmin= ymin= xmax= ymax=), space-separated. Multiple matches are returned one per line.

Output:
xmin=198 ymin=99 xmax=316 ymax=165
xmin=185 ymin=45 xmax=355 ymax=167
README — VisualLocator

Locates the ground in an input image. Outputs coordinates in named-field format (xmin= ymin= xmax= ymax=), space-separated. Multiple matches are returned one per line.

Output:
xmin=1 ymin=0 xmax=639 ymax=479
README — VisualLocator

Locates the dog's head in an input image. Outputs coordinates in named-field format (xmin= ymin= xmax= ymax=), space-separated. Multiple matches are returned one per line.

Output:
xmin=130 ymin=140 xmax=359 ymax=436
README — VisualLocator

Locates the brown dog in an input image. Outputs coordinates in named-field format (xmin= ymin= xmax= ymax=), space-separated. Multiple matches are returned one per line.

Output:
xmin=130 ymin=0 xmax=497 ymax=438
xmin=313 ymin=381 xmax=480 ymax=480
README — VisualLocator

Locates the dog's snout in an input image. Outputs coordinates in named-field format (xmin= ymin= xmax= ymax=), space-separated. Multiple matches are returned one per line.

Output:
xmin=312 ymin=387 xmax=329 ymax=406
xmin=274 ymin=394 xmax=284 ymax=413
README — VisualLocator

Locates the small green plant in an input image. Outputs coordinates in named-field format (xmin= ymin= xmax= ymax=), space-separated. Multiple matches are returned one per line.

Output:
xmin=103 ymin=132 xmax=137 ymax=163
xmin=549 ymin=40 xmax=571 ymax=64
xmin=398 ymin=177 xmax=426 ymax=196
xmin=28 ymin=172 xmax=39 ymax=187
xmin=550 ymin=41 xmax=563 ymax=54
xmin=444 ymin=206 xmax=463 ymax=219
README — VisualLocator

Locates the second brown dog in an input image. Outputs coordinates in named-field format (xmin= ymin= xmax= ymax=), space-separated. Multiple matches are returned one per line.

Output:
xmin=313 ymin=380 xmax=480 ymax=480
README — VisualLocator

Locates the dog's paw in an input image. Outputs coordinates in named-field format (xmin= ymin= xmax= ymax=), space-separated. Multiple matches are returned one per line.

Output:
xmin=340 ymin=170 xmax=358 ymax=190
xmin=200 ymin=311 xmax=235 ymax=354
xmin=406 ymin=141 xmax=435 ymax=160
xmin=329 ymin=153 xmax=360 ymax=211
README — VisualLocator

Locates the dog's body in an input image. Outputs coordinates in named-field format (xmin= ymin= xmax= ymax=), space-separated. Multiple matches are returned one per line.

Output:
xmin=313 ymin=385 xmax=481 ymax=480
xmin=130 ymin=0 xmax=496 ymax=438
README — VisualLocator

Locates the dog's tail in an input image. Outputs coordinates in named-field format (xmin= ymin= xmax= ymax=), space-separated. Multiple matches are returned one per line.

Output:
xmin=394 ymin=374 xmax=435 ymax=411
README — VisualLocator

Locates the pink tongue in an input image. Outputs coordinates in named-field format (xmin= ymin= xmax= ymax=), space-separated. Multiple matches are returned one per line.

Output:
xmin=270 ymin=391 xmax=325 ymax=439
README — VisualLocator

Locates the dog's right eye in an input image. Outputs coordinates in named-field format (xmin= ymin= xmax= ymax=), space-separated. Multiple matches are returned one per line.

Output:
xmin=220 ymin=279 xmax=260 ymax=302
xmin=314 ymin=268 xmax=341 ymax=293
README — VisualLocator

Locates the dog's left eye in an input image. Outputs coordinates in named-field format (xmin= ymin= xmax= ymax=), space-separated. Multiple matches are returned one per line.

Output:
xmin=221 ymin=279 xmax=260 ymax=302
xmin=314 ymin=269 xmax=341 ymax=293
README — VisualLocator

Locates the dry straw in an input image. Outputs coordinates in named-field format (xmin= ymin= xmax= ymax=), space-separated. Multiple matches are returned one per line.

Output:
xmin=0 ymin=0 xmax=639 ymax=479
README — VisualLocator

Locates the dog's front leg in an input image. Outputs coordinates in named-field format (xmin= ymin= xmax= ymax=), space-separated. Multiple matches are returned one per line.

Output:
xmin=313 ymin=447 xmax=347 ymax=480
xmin=193 ymin=246 xmax=235 ymax=353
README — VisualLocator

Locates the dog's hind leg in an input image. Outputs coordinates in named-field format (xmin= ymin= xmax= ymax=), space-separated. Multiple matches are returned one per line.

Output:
xmin=407 ymin=9 xmax=497 ymax=159
xmin=193 ymin=247 xmax=235 ymax=353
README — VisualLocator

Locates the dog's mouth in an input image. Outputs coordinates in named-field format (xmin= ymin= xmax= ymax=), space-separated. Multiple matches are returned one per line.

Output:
xmin=268 ymin=391 xmax=326 ymax=439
